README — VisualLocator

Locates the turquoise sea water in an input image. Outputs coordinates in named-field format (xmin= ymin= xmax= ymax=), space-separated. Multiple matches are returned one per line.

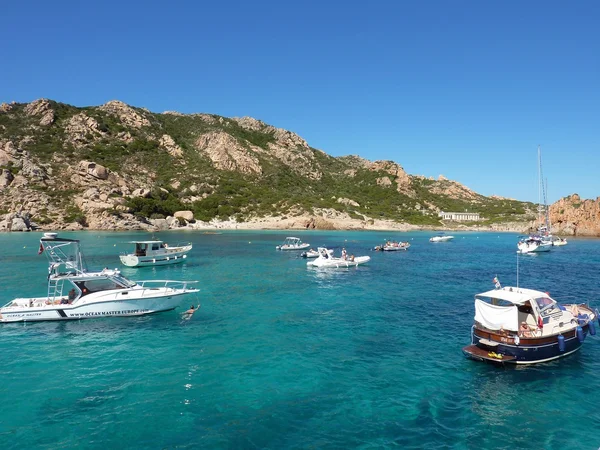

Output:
xmin=1 ymin=230 xmax=600 ymax=449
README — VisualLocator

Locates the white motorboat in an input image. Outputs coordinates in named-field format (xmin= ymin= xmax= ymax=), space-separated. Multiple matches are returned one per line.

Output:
xmin=0 ymin=233 xmax=199 ymax=323
xmin=430 ymin=234 xmax=454 ymax=243
xmin=374 ymin=241 xmax=410 ymax=251
xmin=276 ymin=237 xmax=310 ymax=251
xmin=517 ymin=236 xmax=553 ymax=254
xmin=307 ymin=247 xmax=370 ymax=268
xmin=301 ymin=248 xmax=333 ymax=258
xmin=463 ymin=280 xmax=597 ymax=364
xmin=553 ymin=237 xmax=568 ymax=246
xmin=119 ymin=240 xmax=192 ymax=267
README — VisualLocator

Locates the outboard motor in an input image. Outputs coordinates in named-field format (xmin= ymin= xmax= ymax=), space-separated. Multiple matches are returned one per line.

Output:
xmin=577 ymin=326 xmax=585 ymax=343
xmin=558 ymin=334 xmax=565 ymax=352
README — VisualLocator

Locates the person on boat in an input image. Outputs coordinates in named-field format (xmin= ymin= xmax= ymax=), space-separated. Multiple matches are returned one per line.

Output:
xmin=568 ymin=304 xmax=581 ymax=317
xmin=67 ymin=288 xmax=77 ymax=304
xmin=519 ymin=322 xmax=532 ymax=338
xmin=341 ymin=248 xmax=347 ymax=260
xmin=349 ymin=254 xmax=355 ymax=262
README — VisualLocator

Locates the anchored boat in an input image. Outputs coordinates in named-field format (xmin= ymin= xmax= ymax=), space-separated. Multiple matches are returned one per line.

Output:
xmin=0 ymin=233 xmax=199 ymax=323
xmin=517 ymin=235 xmax=552 ymax=254
xmin=374 ymin=241 xmax=410 ymax=251
xmin=430 ymin=233 xmax=454 ymax=243
xmin=463 ymin=279 xmax=597 ymax=364
xmin=119 ymin=240 xmax=192 ymax=267
xmin=301 ymin=248 xmax=333 ymax=258
xmin=307 ymin=247 xmax=370 ymax=268
xmin=276 ymin=237 xmax=310 ymax=251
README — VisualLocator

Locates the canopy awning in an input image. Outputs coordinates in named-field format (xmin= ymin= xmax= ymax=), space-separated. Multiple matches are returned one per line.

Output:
xmin=475 ymin=287 xmax=550 ymax=306
xmin=474 ymin=299 xmax=519 ymax=331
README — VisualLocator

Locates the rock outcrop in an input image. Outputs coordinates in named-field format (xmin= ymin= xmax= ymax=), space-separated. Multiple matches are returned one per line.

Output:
xmin=369 ymin=160 xmax=413 ymax=195
xmin=549 ymin=194 xmax=600 ymax=236
xmin=100 ymin=100 xmax=151 ymax=128
xmin=23 ymin=98 xmax=55 ymax=126
xmin=195 ymin=131 xmax=262 ymax=174
xmin=65 ymin=113 xmax=105 ymax=147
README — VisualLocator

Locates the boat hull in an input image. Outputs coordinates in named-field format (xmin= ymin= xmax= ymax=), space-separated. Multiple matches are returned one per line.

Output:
xmin=517 ymin=241 xmax=552 ymax=254
xmin=464 ymin=327 xmax=589 ymax=364
xmin=277 ymin=244 xmax=310 ymax=251
xmin=382 ymin=245 xmax=410 ymax=251
xmin=430 ymin=237 xmax=454 ymax=242
xmin=307 ymin=256 xmax=370 ymax=268
xmin=120 ymin=253 xmax=188 ymax=267
xmin=0 ymin=291 xmax=192 ymax=323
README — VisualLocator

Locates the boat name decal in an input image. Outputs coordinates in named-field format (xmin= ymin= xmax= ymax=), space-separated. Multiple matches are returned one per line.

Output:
xmin=5 ymin=312 xmax=42 ymax=318
xmin=68 ymin=309 xmax=149 ymax=317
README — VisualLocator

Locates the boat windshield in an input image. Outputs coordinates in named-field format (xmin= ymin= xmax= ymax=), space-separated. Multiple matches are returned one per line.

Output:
xmin=74 ymin=277 xmax=130 ymax=295
xmin=534 ymin=296 xmax=555 ymax=312
xmin=113 ymin=275 xmax=137 ymax=288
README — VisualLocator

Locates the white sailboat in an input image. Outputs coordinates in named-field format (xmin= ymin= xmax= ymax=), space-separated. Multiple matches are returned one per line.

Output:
xmin=517 ymin=147 xmax=553 ymax=254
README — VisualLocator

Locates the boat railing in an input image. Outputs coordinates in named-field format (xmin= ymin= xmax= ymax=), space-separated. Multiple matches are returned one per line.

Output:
xmin=165 ymin=242 xmax=193 ymax=252
xmin=135 ymin=280 xmax=199 ymax=292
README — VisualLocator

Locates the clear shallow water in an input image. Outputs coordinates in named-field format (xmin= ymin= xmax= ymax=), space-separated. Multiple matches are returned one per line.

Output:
xmin=1 ymin=230 xmax=600 ymax=449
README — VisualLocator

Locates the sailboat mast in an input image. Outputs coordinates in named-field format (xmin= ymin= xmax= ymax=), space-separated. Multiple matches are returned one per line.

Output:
xmin=544 ymin=178 xmax=551 ymax=231
xmin=537 ymin=145 xmax=542 ymax=228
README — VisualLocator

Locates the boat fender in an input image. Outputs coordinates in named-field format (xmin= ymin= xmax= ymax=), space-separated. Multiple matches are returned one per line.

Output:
xmin=514 ymin=335 xmax=520 ymax=346
xmin=576 ymin=326 xmax=585 ymax=343
xmin=183 ymin=254 xmax=187 ymax=259
xmin=174 ymin=256 xmax=177 ymax=260
xmin=558 ymin=334 xmax=565 ymax=352
xmin=167 ymin=257 xmax=169 ymax=261
xmin=589 ymin=320 xmax=596 ymax=336
xmin=153 ymin=259 xmax=156 ymax=263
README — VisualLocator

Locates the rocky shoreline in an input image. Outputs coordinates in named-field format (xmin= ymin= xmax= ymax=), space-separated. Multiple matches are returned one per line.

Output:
xmin=0 ymin=210 xmax=531 ymax=234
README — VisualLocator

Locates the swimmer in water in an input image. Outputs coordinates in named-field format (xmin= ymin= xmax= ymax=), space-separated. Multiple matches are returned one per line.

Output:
xmin=182 ymin=305 xmax=198 ymax=319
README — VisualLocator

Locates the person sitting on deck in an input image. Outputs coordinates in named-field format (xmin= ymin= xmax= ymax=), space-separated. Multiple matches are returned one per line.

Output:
xmin=568 ymin=304 xmax=581 ymax=317
xmin=519 ymin=322 xmax=532 ymax=338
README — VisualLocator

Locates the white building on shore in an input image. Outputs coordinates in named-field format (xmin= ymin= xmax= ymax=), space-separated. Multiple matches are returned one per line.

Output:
xmin=438 ymin=211 xmax=480 ymax=221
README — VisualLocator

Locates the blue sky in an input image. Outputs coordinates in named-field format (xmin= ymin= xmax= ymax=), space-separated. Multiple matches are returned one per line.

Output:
xmin=1 ymin=0 xmax=598 ymax=203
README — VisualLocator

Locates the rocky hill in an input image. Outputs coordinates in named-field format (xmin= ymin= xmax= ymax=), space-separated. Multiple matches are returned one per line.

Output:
xmin=0 ymin=98 xmax=536 ymax=232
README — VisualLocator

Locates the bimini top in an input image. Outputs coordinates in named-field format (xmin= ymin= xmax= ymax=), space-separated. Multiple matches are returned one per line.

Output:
xmin=475 ymin=287 xmax=551 ymax=306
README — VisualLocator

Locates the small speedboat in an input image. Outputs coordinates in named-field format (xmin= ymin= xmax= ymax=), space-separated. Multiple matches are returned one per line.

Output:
xmin=301 ymin=248 xmax=333 ymax=258
xmin=430 ymin=234 xmax=454 ymax=243
xmin=462 ymin=279 xmax=597 ymax=364
xmin=553 ymin=237 xmax=568 ymax=246
xmin=0 ymin=234 xmax=199 ymax=323
xmin=307 ymin=247 xmax=370 ymax=268
xmin=374 ymin=241 xmax=410 ymax=251
xmin=276 ymin=237 xmax=310 ymax=251
xmin=120 ymin=240 xmax=192 ymax=267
